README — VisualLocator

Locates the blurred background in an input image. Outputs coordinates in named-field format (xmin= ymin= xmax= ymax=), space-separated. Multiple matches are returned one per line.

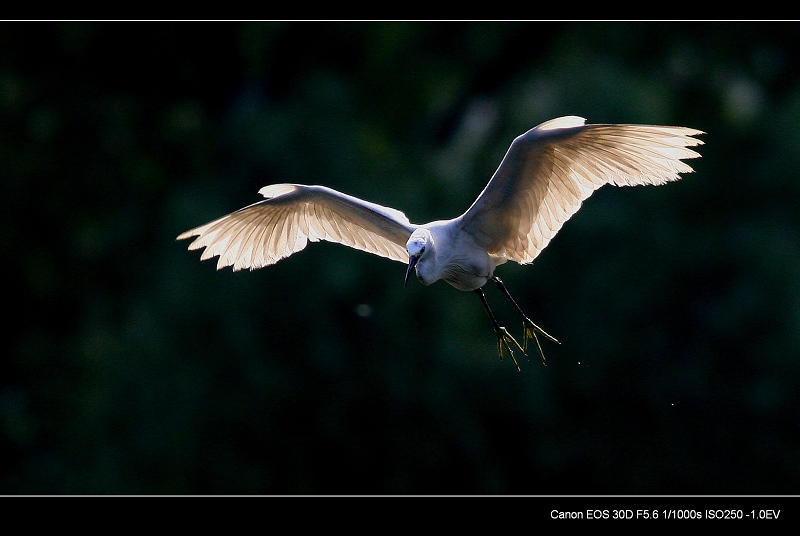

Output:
xmin=2 ymin=21 xmax=799 ymax=495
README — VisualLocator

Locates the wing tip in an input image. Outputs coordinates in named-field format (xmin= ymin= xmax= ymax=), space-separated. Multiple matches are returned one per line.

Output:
xmin=176 ymin=229 xmax=198 ymax=241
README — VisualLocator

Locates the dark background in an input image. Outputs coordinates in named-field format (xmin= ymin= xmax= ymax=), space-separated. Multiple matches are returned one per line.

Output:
xmin=2 ymin=21 xmax=799 ymax=495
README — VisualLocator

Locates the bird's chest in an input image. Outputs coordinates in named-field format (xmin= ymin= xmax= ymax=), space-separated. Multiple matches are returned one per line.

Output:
xmin=438 ymin=250 xmax=494 ymax=291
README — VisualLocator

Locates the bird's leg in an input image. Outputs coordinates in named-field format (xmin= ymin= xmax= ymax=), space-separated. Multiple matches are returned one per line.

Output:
xmin=492 ymin=277 xmax=559 ymax=365
xmin=474 ymin=288 xmax=524 ymax=371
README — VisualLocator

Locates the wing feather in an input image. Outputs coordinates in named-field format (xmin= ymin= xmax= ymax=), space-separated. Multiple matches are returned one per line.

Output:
xmin=457 ymin=116 xmax=704 ymax=264
xmin=177 ymin=184 xmax=415 ymax=270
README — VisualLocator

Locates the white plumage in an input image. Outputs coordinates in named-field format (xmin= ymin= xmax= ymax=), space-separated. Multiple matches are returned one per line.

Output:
xmin=178 ymin=115 xmax=704 ymax=368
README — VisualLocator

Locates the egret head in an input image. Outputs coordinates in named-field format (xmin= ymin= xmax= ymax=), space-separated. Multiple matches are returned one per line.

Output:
xmin=404 ymin=228 xmax=432 ymax=287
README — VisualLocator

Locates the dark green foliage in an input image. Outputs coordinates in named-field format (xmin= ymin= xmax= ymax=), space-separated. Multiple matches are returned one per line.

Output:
xmin=3 ymin=21 xmax=799 ymax=494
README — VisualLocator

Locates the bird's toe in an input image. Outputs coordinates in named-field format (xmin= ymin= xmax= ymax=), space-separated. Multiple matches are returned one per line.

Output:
xmin=495 ymin=327 xmax=525 ymax=371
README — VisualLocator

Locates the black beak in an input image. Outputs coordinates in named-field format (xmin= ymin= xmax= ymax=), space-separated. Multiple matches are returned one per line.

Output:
xmin=404 ymin=254 xmax=420 ymax=287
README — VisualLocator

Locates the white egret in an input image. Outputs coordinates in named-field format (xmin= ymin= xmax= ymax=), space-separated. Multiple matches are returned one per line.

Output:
xmin=177 ymin=115 xmax=704 ymax=369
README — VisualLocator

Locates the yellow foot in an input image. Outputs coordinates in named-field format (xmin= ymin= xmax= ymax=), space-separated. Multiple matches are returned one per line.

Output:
xmin=521 ymin=320 xmax=560 ymax=366
xmin=495 ymin=326 xmax=525 ymax=371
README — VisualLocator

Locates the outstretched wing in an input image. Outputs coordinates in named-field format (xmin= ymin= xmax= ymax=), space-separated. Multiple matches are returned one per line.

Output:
xmin=177 ymin=184 xmax=416 ymax=270
xmin=457 ymin=116 xmax=704 ymax=264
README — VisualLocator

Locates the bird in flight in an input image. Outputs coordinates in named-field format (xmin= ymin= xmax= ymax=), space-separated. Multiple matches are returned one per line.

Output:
xmin=177 ymin=115 xmax=704 ymax=369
